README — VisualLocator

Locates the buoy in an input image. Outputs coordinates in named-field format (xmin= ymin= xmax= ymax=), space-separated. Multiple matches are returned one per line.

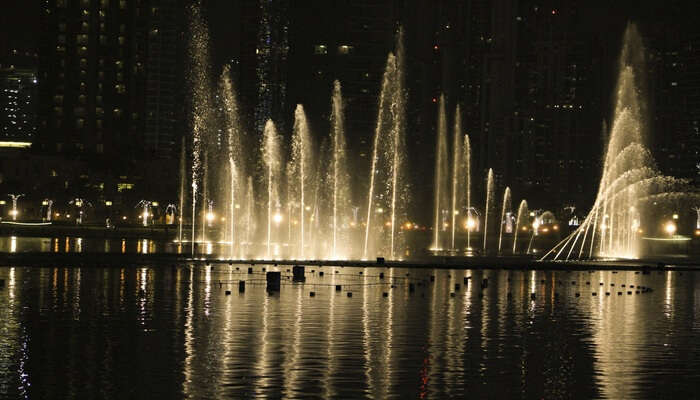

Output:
xmin=261 ymin=267 xmax=266 ymax=272
xmin=592 ymin=292 xmax=597 ymax=296
xmin=239 ymin=281 xmax=245 ymax=292
xmin=309 ymin=292 xmax=315 ymax=297
xmin=266 ymin=272 xmax=281 ymax=291
xmin=235 ymin=267 xmax=239 ymax=270
xmin=383 ymin=292 xmax=388 ymax=297
xmin=586 ymin=281 xmax=590 ymax=285
xmin=319 ymin=271 xmax=324 ymax=277
xmin=610 ymin=283 xmax=615 ymax=286
xmin=359 ymin=271 xmax=363 ymax=275
xmin=335 ymin=270 xmax=339 ymax=274
xmin=600 ymin=282 xmax=604 ymax=285
xmin=630 ymin=285 xmax=634 ymax=288
xmin=336 ymin=285 xmax=342 ymax=291
xmin=347 ymin=292 xmax=352 ymax=297
xmin=627 ymin=291 xmax=632 ymax=295
xmin=379 ymin=272 xmax=385 ymax=279
xmin=621 ymin=284 xmax=625 ymax=287
xmin=606 ymin=292 xmax=610 ymax=296
xmin=618 ymin=292 xmax=622 ymax=295
xmin=292 ymin=266 xmax=306 ymax=282
xmin=225 ymin=290 xmax=231 ymax=295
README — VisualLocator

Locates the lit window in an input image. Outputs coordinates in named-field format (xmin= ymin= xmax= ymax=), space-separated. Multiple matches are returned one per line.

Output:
xmin=338 ymin=45 xmax=353 ymax=55
xmin=314 ymin=44 xmax=327 ymax=55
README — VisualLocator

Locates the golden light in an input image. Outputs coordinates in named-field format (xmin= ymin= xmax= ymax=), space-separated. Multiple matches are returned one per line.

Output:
xmin=638 ymin=229 xmax=644 ymax=234
xmin=66 ymin=214 xmax=71 ymax=218
xmin=305 ymin=206 xmax=311 ymax=211
xmin=385 ymin=221 xmax=391 ymax=227
xmin=664 ymin=221 xmax=677 ymax=235
xmin=235 ymin=204 xmax=241 ymax=209
xmin=122 ymin=216 xmax=127 ymax=220
xmin=376 ymin=207 xmax=384 ymax=214
xmin=0 ymin=200 xmax=5 ymax=205
xmin=542 ymin=227 xmax=549 ymax=233
xmin=350 ymin=222 xmax=356 ymax=227
xmin=404 ymin=222 xmax=412 ymax=229
xmin=553 ymin=225 xmax=559 ymax=231
xmin=10 ymin=210 xmax=18 ymax=216
xmin=206 ymin=212 xmax=215 ymax=222
xmin=529 ymin=211 xmax=535 ymax=217
xmin=695 ymin=229 xmax=700 ymax=236
xmin=273 ymin=213 xmax=283 ymax=224
xmin=152 ymin=202 xmax=159 ymax=207
xmin=55 ymin=212 xmax=60 ymax=217
xmin=42 ymin=200 xmax=48 ymax=206
xmin=75 ymin=200 xmax=83 ymax=207
xmin=454 ymin=210 xmax=459 ymax=215
xmin=466 ymin=217 xmax=476 ymax=230
xmin=105 ymin=201 xmax=112 ymax=206
xmin=220 ymin=217 xmax=226 ymax=222
xmin=672 ymin=213 xmax=679 ymax=220
xmin=521 ymin=226 xmax=528 ymax=231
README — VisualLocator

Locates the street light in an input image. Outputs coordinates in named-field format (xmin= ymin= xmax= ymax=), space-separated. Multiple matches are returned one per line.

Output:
xmin=664 ymin=221 xmax=677 ymax=236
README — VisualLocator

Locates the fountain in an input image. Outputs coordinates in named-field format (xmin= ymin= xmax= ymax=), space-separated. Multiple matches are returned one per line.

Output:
xmin=450 ymin=106 xmax=464 ymax=251
xmin=464 ymin=135 xmax=472 ymax=251
xmin=483 ymin=169 xmax=494 ymax=252
xmin=498 ymin=187 xmax=511 ymax=253
xmin=330 ymin=81 xmax=350 ymax=258
xmin=262 ymin=120 xmax=281 ymax=258
xmin=8 ymin=194 xmax=23 ymax=221
xmin=432 ymin=95 xmax=449 ymax=251
xmin=219 ymin=65 xmax=243 ymax=259
xmin=290 ymin=105 xmax=313 ymax=259
xmin=542 ymin=23 xmax=698 ymax=261
xmin=178 ymin=136 xmax=186 ymax=243
xmin=512 ymin=200 xmax=529 ymax=254
xmin=363 ymin=28 xmax=407 ymax=260
xmin=187 ymin=1 xmax=212 ymax=255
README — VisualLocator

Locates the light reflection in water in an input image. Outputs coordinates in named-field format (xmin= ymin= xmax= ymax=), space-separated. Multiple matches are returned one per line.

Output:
xmin=10 ymin=236 xmax=17 ymax=253
xmin=0 ymin=267 xmax=698 ymax=399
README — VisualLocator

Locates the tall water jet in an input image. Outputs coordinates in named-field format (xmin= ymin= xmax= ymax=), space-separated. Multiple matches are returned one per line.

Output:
xmin=186 ymin=1 xmax=212 ymax=255
xmin=262 ymin=120 xmax=281 ymax=258
xmin=432 ymin=95 xmax=449 ymax=251
xmin=330 ymin=80 xmax=350 ymax=258
xmin=243 ymin=176 xmax=255 ymax=258
xmin=219 ymin=65 xmax=243 ymax=259
xmin=363 ymin=28 xmax=407 ymax=260
xmin=290 ymin=105 xmax=313 ymax=259
xmin=450 ymin=106 xmax=463 ymax=251
xmin=200 ymin=151 xmax=209 ymax=243
xmin=542 ymin=23 xmax=697 ymax=261
xmin=464 ymin=135 xmax=472 ymax=250
xmin=498 ymin=187 xmax=511 ymax=253
xmin=178 ymin=136 xmax=186 ymax=244
xmin=483 ymin=168 xmax=494 ymax=252
xmin=513 ymin=199 xmax=528 ymax=254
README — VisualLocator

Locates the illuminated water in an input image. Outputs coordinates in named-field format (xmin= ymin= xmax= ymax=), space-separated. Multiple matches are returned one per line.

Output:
xmin=1 ymin=264 xmax=698 ymax=399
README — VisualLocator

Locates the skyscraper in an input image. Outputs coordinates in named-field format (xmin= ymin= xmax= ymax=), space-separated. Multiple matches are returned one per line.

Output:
xmin=0 ymin=67 xmax=37 ymax=144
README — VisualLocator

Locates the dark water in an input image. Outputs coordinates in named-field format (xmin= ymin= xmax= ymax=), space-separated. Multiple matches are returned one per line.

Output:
xmin=1 ymin=265 xmax=699 ymax=399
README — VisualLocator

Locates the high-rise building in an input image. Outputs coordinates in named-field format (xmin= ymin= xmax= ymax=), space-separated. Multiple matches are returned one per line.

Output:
xmin=37 ymin=0 xmax=183 ymax=162
xmin=0 ymin=67 xmax=38 ymax=144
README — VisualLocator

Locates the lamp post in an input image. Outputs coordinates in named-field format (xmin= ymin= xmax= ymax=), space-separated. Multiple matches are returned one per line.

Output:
xmin=8 ymin=194 xmax=24 ymax=221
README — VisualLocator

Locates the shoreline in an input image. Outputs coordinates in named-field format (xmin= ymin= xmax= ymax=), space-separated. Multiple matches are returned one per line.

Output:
xmin=0 ymin=252 xmax=698 ymax=271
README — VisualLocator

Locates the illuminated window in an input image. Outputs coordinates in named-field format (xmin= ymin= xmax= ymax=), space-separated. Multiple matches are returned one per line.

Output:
xmin=78 ymin=46 xmax=88 ymax=56
xmin=338 ymin=45 xmax=353 ymax=55
xmin=76 ymin=118 xmax=85 ymax=129
xmin=115 ymin=84 xmax=126 ymax=94
xmin=314 ymin=44 xmax=327 ymax=55
xmin=77 ymin=34 xmax=88 ymax=45
xmin=113 ymin=108 xmax=122 ymax=117
xmin=117 ymin=183 xmax=134 ymax=192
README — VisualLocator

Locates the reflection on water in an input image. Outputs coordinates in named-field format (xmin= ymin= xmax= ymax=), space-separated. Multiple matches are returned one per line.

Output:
xmin=0 ymin=236 xmax=167 ymax=255
xmin=0 ymin=266 xmax=699 ymax=399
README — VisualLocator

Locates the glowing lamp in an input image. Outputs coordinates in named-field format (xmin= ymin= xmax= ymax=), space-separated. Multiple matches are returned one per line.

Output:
xmin=273 ymin=213 xmax=283 ymax=224
xmin=466 ymin=218 xmax=476 ymax=230
xmin=664 ymin=222 xmax=676 ymax=235
xmin=206 ymin=212 xmax=215 ymax=222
